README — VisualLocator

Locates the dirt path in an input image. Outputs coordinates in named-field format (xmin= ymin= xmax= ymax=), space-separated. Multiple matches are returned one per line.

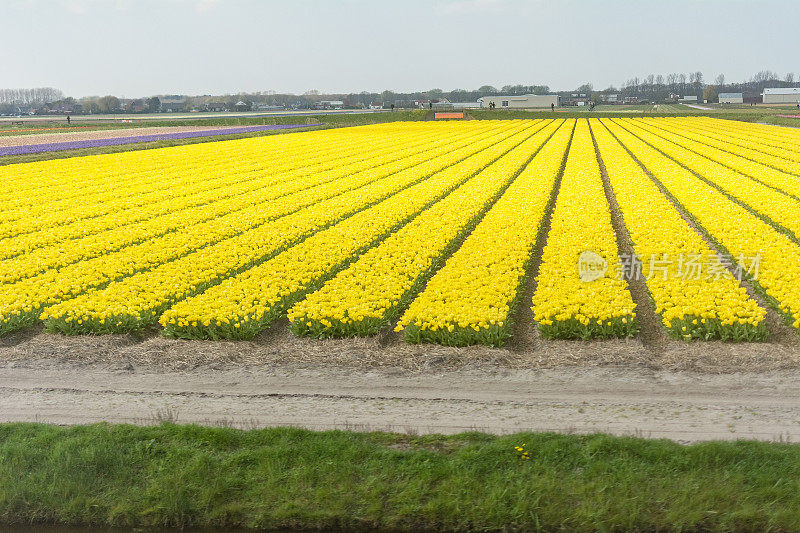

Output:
xmin=1 ymin=360 xmax=799 ymax=443
xmin=2 ymin=325 xmax=799 ymax=443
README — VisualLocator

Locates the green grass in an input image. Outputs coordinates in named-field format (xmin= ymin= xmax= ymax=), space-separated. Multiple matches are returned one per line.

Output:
xmin=1 ymin=423 xmax=800 ymax=531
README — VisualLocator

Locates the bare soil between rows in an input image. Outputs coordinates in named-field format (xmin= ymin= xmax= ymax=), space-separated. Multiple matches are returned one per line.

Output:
xmin=2 ymin=326 xmax=799 ymax=443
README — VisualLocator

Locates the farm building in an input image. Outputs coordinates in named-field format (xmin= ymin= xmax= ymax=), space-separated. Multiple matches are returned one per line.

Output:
xmin=678 ymin=95 xmax=698 ymax=103
xmin=477 ymin=94 xmax=559 ymax=108
xmin=718 ymin=92 xmax=743 ymax=104
xmin=561 ymin=93 xmax=590 ymax=106
xmin=762 ymin=88 xmax=800 ymax=104
xmin=160 ymin=97 xmax=187 ymax=112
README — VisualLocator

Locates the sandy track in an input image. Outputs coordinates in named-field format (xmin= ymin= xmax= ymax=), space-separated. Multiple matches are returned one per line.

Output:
xmin=1 ymin=362 xmax=799 ymax=443
xmin=1 ymin=325 xmax=800 ymax=443
xmin=0 ymin=125 xmax=261 ymax=148
xmin=2 ymin=313 xmax=799 ymax=443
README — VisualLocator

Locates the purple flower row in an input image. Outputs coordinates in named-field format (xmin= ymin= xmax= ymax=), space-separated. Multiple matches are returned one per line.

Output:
xmin=0 ymin=124 xmax=323 ymax=157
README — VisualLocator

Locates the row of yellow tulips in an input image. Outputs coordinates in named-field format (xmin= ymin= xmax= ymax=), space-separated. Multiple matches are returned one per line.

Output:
xmin=613 ymin=119 xmax=800 ymax=241
xmin=593 ymin=120 xmax=767 ymax=340
xmin=531 ymin=120 xmax=637 ymax=339
xmin=0 ymin=124 xmax=443 ymax=245
xmin=287 ymin=121 xmax=558 ymax=338
xmin=0 ymin=125 xmax=487 ymax=282
xmin=629 ymin=118 xmax=800 ymax=197
xmin=662 ymin=117 xmax=800 ymax=169
xmin=602 ymin=119 xmax=800 ymax=333
xmin=159 ymin=120 xmax=555 ymax=339
xmin=36 ymin=121 xmax=535 ymax=335
xmin=0 ymin=128 xmax=335 ymax=223
xmin=396 ymin=120 xmax=574 ymax=346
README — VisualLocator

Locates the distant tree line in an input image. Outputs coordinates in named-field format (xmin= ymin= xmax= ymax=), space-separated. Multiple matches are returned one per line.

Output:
xmin=611 ymin=70 xmax=798 ymax=103
xmin=2 ymin=70 xmax=799 ymax=115
xmin=0 ymin=87 xmax=63 ymax=105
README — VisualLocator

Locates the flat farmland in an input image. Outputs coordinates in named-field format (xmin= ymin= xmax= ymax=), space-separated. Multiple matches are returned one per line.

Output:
xmin=2 ymin=117 xmax=799 ymax=344
xmin=3 ymin=117 xmax=800 ymax=438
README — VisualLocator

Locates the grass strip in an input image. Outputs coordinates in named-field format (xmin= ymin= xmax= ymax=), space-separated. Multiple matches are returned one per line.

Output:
xmin=1 ymin=423 xmax=800 ymax=531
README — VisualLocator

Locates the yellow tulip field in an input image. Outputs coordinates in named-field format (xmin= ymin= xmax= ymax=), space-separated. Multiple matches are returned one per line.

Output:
xmin=2 ymin=117 xmax=799 ymax=345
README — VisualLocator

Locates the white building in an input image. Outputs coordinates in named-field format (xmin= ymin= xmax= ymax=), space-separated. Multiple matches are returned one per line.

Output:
xmin=478 ymin=94 xmax=559 ymax=109
xmin=678 ymin=95 xmax=698 ymax=103
xmin=718 ymin=92 xmax=743 ymax=104
xmin=762 ymin=88 xmax=800 ymax=104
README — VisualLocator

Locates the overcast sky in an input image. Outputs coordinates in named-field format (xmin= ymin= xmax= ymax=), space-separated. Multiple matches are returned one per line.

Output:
xmin=2 ymin=0 xmax=798 ymax=98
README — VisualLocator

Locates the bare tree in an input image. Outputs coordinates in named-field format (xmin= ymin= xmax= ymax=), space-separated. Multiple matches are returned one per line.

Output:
xmin=786 ymin=72 xmax=795 ymax=83
xmin=666 ymin=73 xmax=678 ymax=90
xmin=715 ymin=74 xmax=725 ymax=86
xmin=0 ymin=87 xmax=63 ymax=105
xmin=752 ymin=70 xmax=779 ymax=83
xmin=655 ymin=74 xmax=664 ymax=86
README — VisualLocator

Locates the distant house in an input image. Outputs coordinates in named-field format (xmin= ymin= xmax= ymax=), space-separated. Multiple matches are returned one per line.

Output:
xmin=678 ymin=95 xmax=698 ymax=103
xmin=234 ymin=100 xmax=250 ymax=112
xmin=124 ymin=99 xmax=147 ymax=113
xmin=206 ymin=102 xmax=228 ymax=112
xmin=600 ymin=94 xmax=619 ymax=104
xmin=718 ymin=92 xmax=743 ymax=104
xmin=477 ymin=94 xmax=559 ymax=108
xmin=50 ymin=102 xmax=80 ymax=114
xmin=561 ymin=93 xmax=590 ymax=106
xmin=160 ymin=97 xmax=187 ymax=112
xmin=762 ymin=87 xmax=800 ymax=104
